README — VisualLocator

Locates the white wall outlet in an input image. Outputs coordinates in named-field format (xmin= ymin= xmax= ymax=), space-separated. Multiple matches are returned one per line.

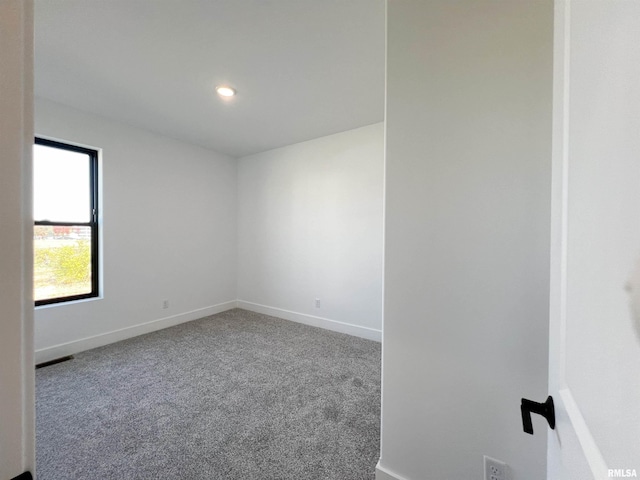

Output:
xmin=315 ymin=298 xmax=321 ymax=308
xmin=162 ymin=300 xmax=169 ymax=309
xmin=484 ymin=456 xmax=510 ymax=480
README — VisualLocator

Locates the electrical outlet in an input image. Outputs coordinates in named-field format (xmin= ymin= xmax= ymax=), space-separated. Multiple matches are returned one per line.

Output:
xmin=484 ymin=456 xmax=509 ymax=480
xmin=162 ymin=300 xmax=169 ymax=309
xmin=315 ymin=298 xmax=321 ymax=308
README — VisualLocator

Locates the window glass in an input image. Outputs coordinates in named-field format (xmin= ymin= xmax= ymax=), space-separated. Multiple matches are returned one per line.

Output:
xmin=34 ymin=225 xmax=93 ymax=301
xmin=33 ymin=144 xmax=91 ymax=223
xmin=33 ymin=138 xmax=99 ymax=306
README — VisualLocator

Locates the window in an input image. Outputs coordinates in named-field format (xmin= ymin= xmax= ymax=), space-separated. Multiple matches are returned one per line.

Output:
xmin=34 ymin=138 xmax=99 ymax=306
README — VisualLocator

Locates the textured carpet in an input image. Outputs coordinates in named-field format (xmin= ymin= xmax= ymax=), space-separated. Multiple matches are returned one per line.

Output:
xmin=36 ymin=309 xmax=381 ymax=480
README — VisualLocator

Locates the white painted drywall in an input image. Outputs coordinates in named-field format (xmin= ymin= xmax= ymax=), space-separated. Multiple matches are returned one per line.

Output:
xmin=34 ymin=0 xmax=385 ymax=158
xmin=34 ymin=98 xmax=238 ymax=361
xmin=237 ymin=123 xmax=384 ymax=339
xmin=381 ymin=1 xmax=552 ymax=479
xmin=0 ymin=1 xmax=35 ymax=478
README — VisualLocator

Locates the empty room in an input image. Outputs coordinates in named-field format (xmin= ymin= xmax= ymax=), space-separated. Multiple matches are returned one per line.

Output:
xmin=2 ymin=1 xmax=638 ymax=480
xmin=30 ymin=1 xmax=385 ymax=479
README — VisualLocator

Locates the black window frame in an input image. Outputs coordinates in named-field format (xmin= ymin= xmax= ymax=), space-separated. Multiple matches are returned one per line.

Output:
xmin=34 ymin=137 xmax=99 ymax=306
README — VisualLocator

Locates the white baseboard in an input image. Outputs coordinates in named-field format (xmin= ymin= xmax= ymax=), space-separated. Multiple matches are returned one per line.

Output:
xmin=35 ymin=300 xmax=238 ymax=364
xmin=35 ymin=299 xmax=380 ymax=363
xmin=376 ymin=460 xmax=411 ymax=480
xmin=236 ymin=300 xmax=381 ymax=342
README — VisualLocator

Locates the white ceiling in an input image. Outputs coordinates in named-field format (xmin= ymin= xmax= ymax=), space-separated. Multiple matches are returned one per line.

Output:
xmin=34 ymin=0 xmax=385 ymax=158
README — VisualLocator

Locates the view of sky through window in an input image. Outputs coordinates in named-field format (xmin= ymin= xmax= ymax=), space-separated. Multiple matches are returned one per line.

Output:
xmin=33 ymin=144 xmax=91 ymax=223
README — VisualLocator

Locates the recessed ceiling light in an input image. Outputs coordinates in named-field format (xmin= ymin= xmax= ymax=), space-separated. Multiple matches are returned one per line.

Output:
xmin=216 ymin=85 xmax=236 ymax=97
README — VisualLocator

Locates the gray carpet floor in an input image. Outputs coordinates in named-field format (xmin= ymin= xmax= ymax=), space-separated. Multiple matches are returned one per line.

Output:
xmin=36 ymin=308 xmax=381 ymax=480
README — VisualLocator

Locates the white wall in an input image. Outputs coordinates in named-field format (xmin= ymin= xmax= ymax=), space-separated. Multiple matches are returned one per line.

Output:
xmin=0 ymin=1 xmax=35 ymax=478
xmin=237 ymin=123 xmax=384 ymax=340
xmin=380 ymin=2 xmax=552 ymax=480
xmin=34 ymin=98 xmax=238 ymax=362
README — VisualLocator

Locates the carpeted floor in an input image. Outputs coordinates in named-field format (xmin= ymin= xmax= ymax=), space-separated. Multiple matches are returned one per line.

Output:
xmin=36 ymin=308 xmax=381 ymax=480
